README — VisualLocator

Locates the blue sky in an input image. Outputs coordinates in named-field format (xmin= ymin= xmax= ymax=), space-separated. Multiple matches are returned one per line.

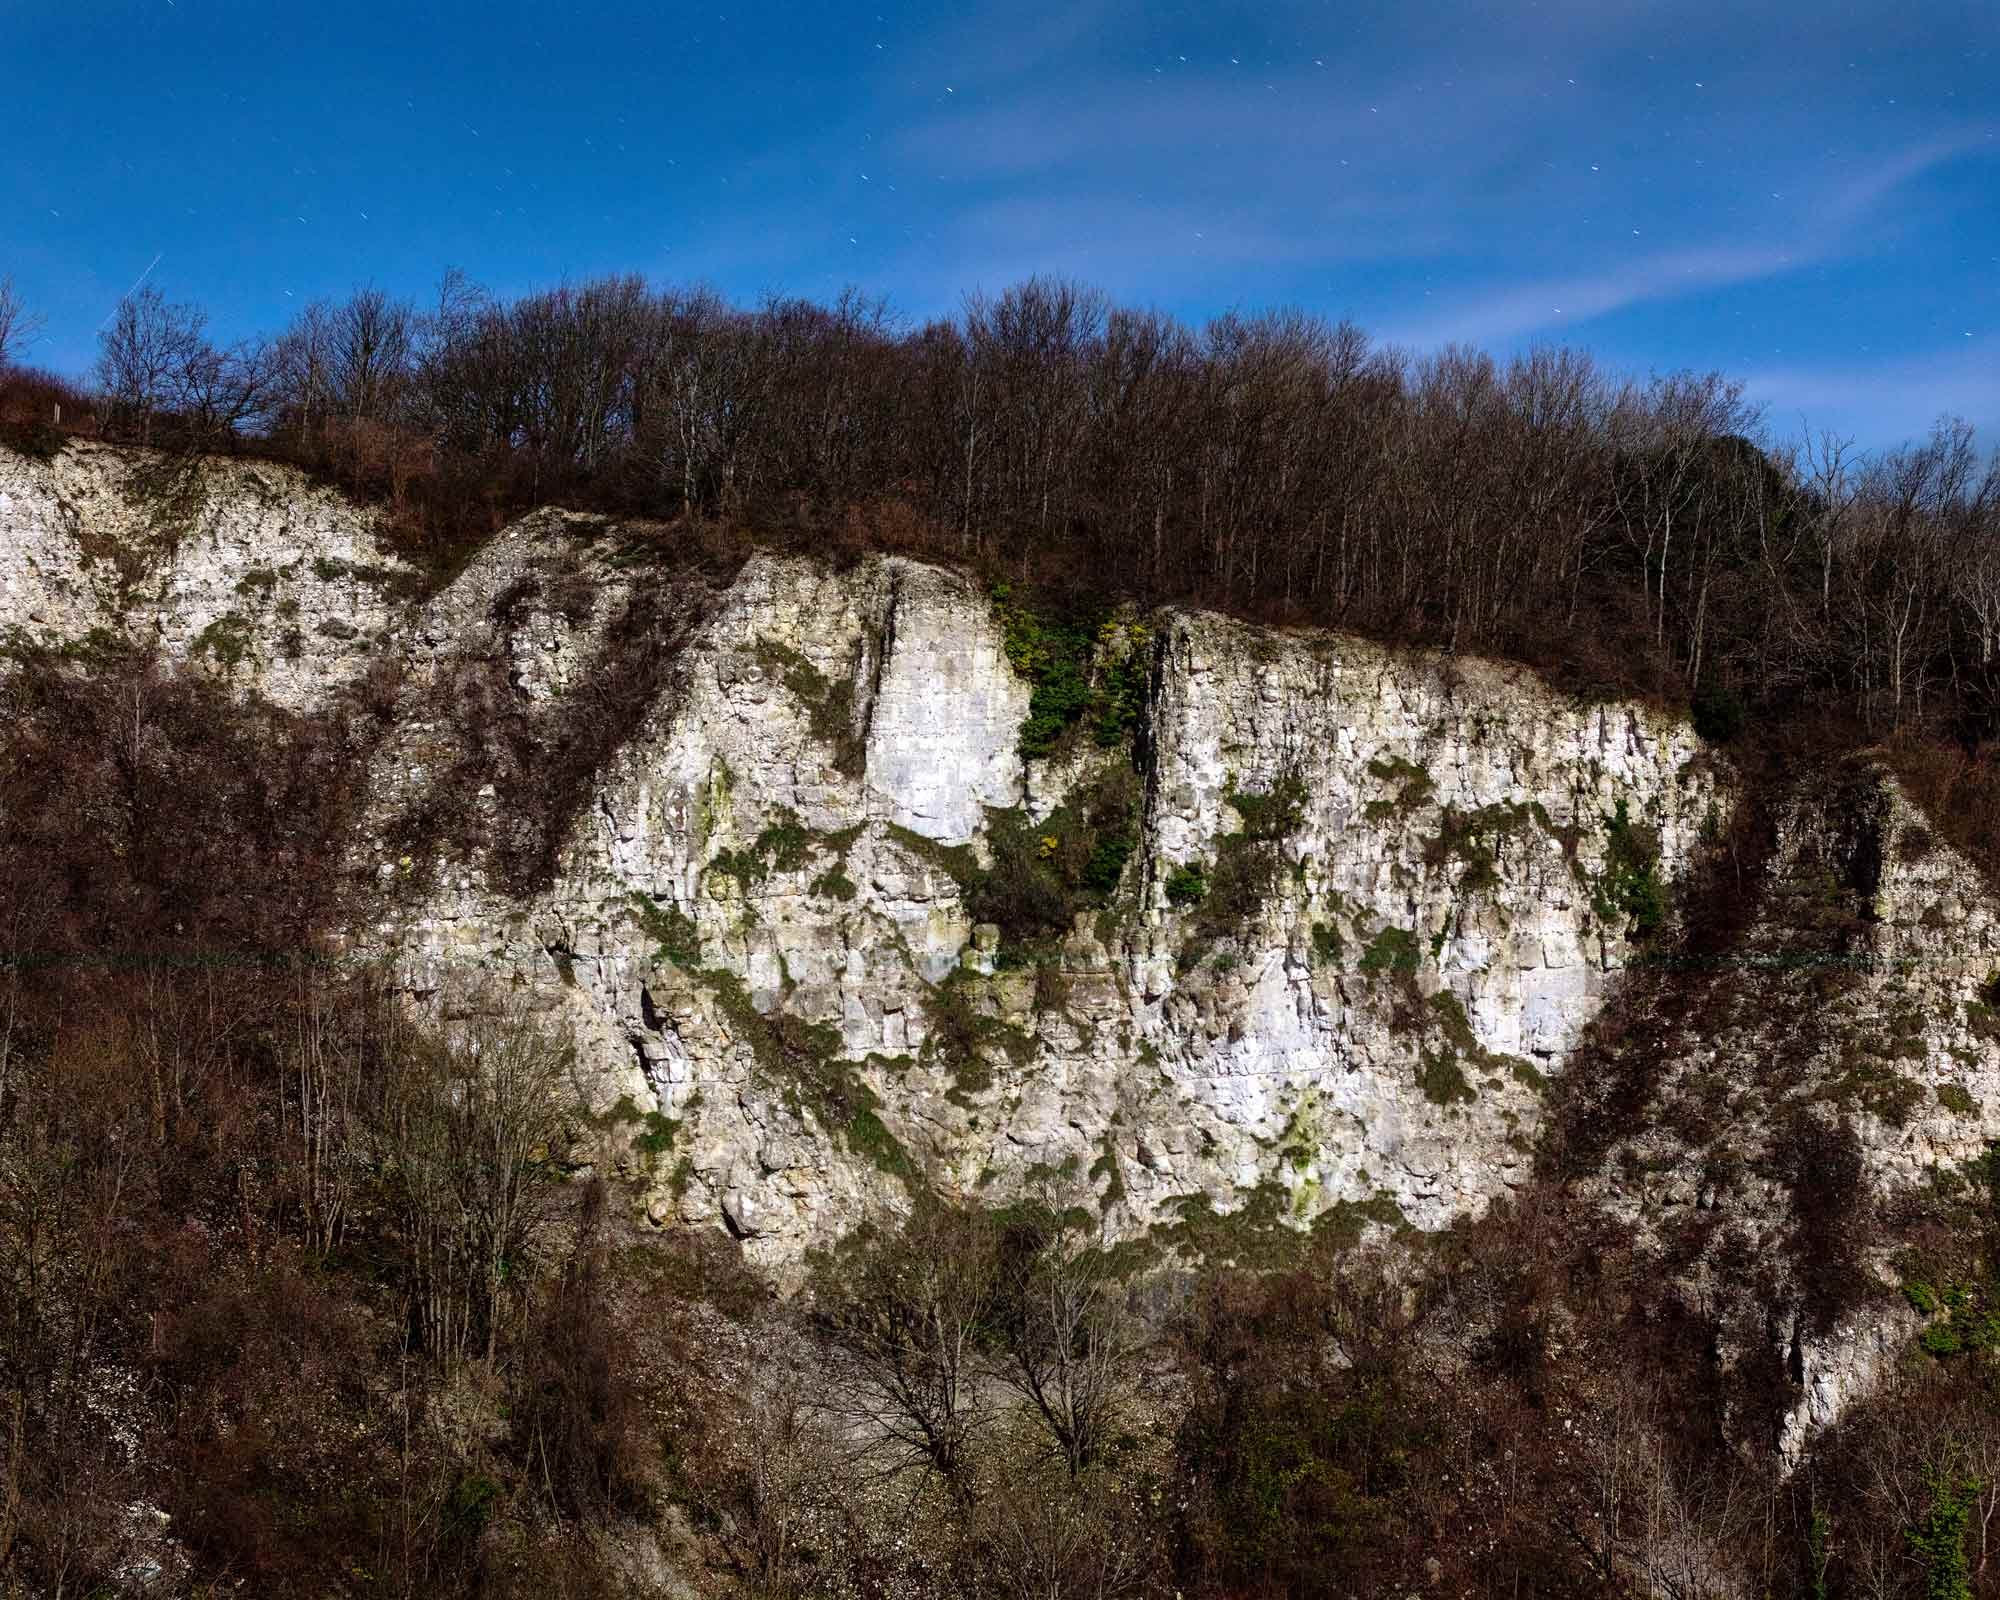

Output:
xmin=4 ymin=0 xmax=1995 ymax=447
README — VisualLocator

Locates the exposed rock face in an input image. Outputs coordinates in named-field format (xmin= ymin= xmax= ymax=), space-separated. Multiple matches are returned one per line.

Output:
xmin=366 ymin=534 xmax=1729 ymax=1264
xmin=1574 ymin=760 xmax=2000 ymax=1461
xmin=0 ymin=439 xmax=409 ymax=707
xmin=0 ymin=441 xmax=1733 ymax=1265
xmin=1 ymin=446 xmax=1735 ymax=1261
xmin=17 ymin=439 xmax=2000 ymax=1461
xmin=1779 ymin=1302 xmax=1916 ymax=1468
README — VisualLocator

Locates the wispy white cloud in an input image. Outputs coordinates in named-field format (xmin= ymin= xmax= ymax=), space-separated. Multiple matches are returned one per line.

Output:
xmin=1380 ymin=133 xmax=1994 ymax=349
xmin=1381 ymin=243 xmax=1797 ymax=349
xmin=1821 ymin=131 xmax=1992 ymax=224
xmin=889 ymin=58 xmax=1548 ymax=194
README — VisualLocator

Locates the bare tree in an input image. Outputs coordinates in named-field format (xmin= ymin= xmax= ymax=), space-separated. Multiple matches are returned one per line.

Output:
xmin=328 ymin=287 xmax=414 ymax=424
xmin=0 ymin=275 xmax=43 ymax=369
xmin=269 ymin=298 xmax=339 ymax=436
xmin=278 ymin=967 xmax=385 ymax=1257
xmin=974 ymin=1456 xmax=1157 ymax=1600
xmin=270 ymin=288 xmax=414 ymax=435
xmin=737 ymin=1360 xmax=846 ymax=1597
xmin=95 ymin=288 xmax=205 ymax=444
xmin=380 ymin=997 xmax=574 ymax=1368
xmin=813 ymin=1197 xmax=1000 ymax=1503
xmin=1613 ymin=1387 xmax=1762 ymax=1600
xmin=995 ymin=1205 xmax=1139 ymax=1479
xmin=93 ymin=286 xmax=265 ymax=447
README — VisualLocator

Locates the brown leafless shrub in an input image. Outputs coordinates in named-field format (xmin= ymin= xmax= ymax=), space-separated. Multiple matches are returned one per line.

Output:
xmin=810 ymin=1199 xmax=1002 ymax=1503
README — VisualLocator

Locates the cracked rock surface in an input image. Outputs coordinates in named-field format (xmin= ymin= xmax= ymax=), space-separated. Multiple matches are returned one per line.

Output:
xmin=19 ymin=439 xmax=2000 ymax=1459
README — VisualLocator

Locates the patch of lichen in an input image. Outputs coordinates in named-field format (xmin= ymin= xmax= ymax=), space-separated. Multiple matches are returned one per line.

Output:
xmin=1823 ymin=1035 xmax=1927 ymax=1127
xmin=1089 ymin=1134 xmax=1127 ymax=1211
xmin=1417 ymin=1047 xmax=1477 ymax=1107
xmin=1591 ymin=797 xmax=1667 ymax=939
xmin=1224 ymin=771 xmax=1310 ymax=843
xmin=1964 ymin=985 xmax=2000 ymax=1043
xmin=887 ymin=766 xmax=1140 ymax=959
xmin=629 ymin=893 xmax=701 ymax=967
xmin=810 ymin=866 xmax=857 ymax=901
xmin=807 ymin=823 xmax=867 ymax=902
xmin=708 ymin=807 xmax=813 ymax=894
xmin=1175 ymin=769 xmax=1311 ymax=967
xmin=1939 ymin=1082 xmax=1980 ymax=1117
xmin=1384 ymin=988 xmax=1548 ymax=1109
xmin=1898 ymin=1271 xmax=2000 ymax=1361
xmin=190 ymin=611 xmax=257 ymax=670
xmin=1357 ymin=926 xmax=1422 ymax=976
xmin=884 ymin=822 xmax=982 ymax=898
xmin=592 ymin=1091 xmax=684 ymax=1177
xmin=1434 ymin=989 xmax=1546 ymax=1096
xmin=1274 ymin=1090 xmax=1323 ymax=1173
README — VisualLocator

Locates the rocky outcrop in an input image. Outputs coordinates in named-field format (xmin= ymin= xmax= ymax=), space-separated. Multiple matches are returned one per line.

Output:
xmin=1570 ymin=757 xmax=2000 ymax=1465
xmin=21 ymin=436 xmax=1999 ymax=1461
xmin=0 ymin=440 xmax=1739 ymax=1269
xmin=0 ymin=438 xmax=409 ymax=707
xmin=1780 ymin=1301 xmax=1917 ymax=1468
xmin=289 ymin=506 xmax=1727 ymax=1268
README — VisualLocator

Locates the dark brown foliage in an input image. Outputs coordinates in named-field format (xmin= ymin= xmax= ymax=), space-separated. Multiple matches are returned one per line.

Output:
xmin=0 ymin=947 xmax=721 ymax=1596
xmin=23 ymin=272 xmax=1994 ymax=732
xmin=1170 ymin=1256 xmax=1419 ymax=1597
xmin=0 ymin=642 xmax=383 ymax=959
xmin=506 ymin=1182 xmax=660 ymax=1523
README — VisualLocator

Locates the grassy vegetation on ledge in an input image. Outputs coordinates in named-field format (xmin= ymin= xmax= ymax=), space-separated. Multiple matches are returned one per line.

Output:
xmin=1592 ymin=797 xmax=1668 ymax=939
xmin=888 ymin=766 xmax=1142 ymax=960
xmin=990 ymin=584 xmax=1151 ymax=761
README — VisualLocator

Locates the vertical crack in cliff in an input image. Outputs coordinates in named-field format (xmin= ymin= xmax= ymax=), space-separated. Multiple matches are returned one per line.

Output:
xmin=1129 ymin=613 xmax=1171 ymax=899
xmin=854 ymin=563 xmax=901 ymax=773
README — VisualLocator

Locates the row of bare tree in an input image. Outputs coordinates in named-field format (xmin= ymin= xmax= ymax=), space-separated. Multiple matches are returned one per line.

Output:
xmin=0 ymin=270 xmax=1987 ymax=734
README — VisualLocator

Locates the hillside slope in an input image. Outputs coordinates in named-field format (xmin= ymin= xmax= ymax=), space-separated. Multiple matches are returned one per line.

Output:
xmin=8 ymin=436 xmax=2000 ymax=1473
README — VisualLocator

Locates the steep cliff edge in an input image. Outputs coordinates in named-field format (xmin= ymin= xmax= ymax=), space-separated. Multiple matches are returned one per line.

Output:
xmin=9 ymin=438 xmax=2000 ymax=1394
xmin=0 ymin=439 xmax=1725 ymax=1265
xmin=368 ymin=536 xmax=1727 ymax=1265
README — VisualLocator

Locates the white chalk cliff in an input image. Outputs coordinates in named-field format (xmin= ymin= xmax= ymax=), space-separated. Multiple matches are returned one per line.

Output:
xmin=10 ymin=437 xmax=2000 ymax=1454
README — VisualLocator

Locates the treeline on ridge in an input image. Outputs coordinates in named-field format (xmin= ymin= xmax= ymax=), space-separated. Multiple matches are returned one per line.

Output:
xmin=3 ymin=270 xmax=1997 ymax=748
